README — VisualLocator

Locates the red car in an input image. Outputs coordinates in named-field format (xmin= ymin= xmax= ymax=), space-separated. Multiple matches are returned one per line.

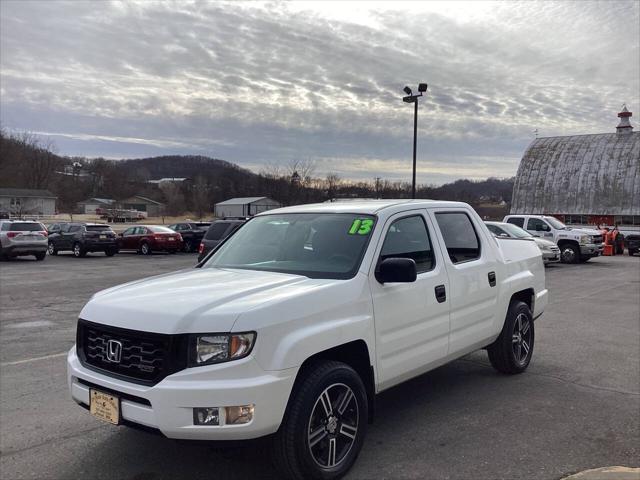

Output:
xmin=117 ymin=225 xmax=183 ymax=255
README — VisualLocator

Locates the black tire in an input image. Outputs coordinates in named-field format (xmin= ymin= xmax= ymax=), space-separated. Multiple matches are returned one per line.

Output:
xmin=559 ymin=243 xmax=580 ymax=264
xmin=73 ymin=242 xmax=86 ymax=258
xmin=140 ymin=242 xmax=151 ymax=255
xmin=47 ymin=242 xmax=57 ymax=256
xmin=629 ymin=249 xmax=637 ymax=257
xmin=488 ymin=301 xmax=535 ymax=374
xmin=105 ymin=248 xmax=117 ymax=257
xmin=35 ymin=252 xmax=46 ymax=261
xmin=580 ymin=256 xmax=591 ymax=263
xmin=273 ymin=361 xmax=368 ymax=480
xmin=183 ymin=240 xmax=193 ymax=253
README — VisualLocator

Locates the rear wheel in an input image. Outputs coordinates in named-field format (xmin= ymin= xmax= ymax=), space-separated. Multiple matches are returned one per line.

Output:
xmin=105 ymin=248 xmax=117 ymax=257
xmin=183 ymin=240 xmax=193 ymax=253
xmin=560 ymin=243 xmax=580 ymax=264
xmin=629 ymin=249 xmax=637 ymax=256
xmin=488 ymin=301 xmax=534 ymax=374
xmin=73 ymin=242 xmax=86 ymax=258
xmin=273 ymin=361 xmax=368 ymax=480
xmin=47 ymin=242 xmax=57 ymax=255
xmin=35 ymin=252 xmax=46 ymax=261
xmin=140 ymin=242 xmax=151 ymax=255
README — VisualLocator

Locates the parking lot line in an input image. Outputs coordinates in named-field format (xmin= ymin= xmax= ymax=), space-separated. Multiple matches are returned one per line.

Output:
xmin=1 ymin=351 xmax=67 ymax=367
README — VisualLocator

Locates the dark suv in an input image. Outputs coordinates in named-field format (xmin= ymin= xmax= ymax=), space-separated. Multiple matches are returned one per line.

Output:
xmin=197 ymin=218 xmax=247 ymax=262
xmin=48 ymin=223 xmax=118 ymax=257
xmin=626 ymin=233 xmax=640 ymax=256
xmin=167 ymin=221 xmax=211 ymax=252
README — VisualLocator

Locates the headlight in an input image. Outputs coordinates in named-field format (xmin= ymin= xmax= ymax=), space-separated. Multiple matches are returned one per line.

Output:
xmin=189 ymin=332 xmax=256 ymax=367
xmin=579 ymin=235 xmax=590 ymax=245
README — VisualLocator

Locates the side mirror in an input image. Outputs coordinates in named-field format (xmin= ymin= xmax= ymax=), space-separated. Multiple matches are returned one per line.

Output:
xmin=376 ymin=258 xmax=417 ymax=284
xmin=500 ymin=233 xmax=509 ymax=237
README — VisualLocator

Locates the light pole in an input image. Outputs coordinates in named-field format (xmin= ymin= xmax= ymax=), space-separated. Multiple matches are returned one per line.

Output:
xmin=403 ymin=83 xmax=428 ymax=199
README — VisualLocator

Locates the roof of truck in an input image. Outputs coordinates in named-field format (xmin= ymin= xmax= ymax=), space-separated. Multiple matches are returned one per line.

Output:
xmin=258 ymin=199 xmax=469 ymax=216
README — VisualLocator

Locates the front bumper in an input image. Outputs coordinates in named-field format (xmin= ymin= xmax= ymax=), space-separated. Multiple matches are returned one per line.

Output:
xmin=580 ymin=243 xmax=603 ymax=256
xmin=67 ymin=348 xmax=297 ymax=440
xmin=541 ymin=250 xmax=560 ymax=263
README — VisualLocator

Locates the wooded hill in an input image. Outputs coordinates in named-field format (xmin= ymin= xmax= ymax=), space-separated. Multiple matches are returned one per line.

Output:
xmin=0 ymin=129 xmax=514 ymax=218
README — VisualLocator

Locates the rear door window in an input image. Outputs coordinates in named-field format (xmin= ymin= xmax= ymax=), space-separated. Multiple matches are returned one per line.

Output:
xmin=435 ymin=212 xmax=481 ymax=264
xmin=506 ymin=217 xmax=525 ymax=228
xmin=205 ymin=222 xmax=231 ymax=241
xmin=68 ymin=225 xmax=81 ymax=233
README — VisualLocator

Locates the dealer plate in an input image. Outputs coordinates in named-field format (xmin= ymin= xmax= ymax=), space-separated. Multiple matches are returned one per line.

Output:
xmin=89 ymin=389 xmax=120 ymax=425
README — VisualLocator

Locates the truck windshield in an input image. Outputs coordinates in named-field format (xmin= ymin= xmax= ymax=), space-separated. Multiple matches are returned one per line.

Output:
xmin=546 ymin=217 xmax=568 ymax=230
xmin=203 ymin=213 xmax=376 ymax=279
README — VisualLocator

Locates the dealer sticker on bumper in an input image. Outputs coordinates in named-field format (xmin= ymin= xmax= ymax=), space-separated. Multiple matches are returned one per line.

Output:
xmin=90 ymin=389 xmax=120 ymax=425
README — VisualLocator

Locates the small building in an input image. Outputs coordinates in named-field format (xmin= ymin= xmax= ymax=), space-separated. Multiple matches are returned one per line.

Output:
xmin=120 ymin=195 xmax=165 ymax=216
xmin=511 ymin=106 xmax=640 ymax=227
xmin=214 ymin=197 xmax=281 ymax=218
xmin=0 ymin=188 xmax=57 ymax=216
xmin=76 ymin=197 xmax=115 ymax=214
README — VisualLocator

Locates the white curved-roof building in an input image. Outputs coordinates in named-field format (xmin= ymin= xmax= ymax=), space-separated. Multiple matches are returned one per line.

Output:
xmin=511 ymin=107 xmax=640 ymax=225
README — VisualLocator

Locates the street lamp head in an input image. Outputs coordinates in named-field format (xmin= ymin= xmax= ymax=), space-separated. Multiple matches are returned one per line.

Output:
xmin=418 ymin=83 xmax=428 ymax=93
xmin=403 ymin=95 xmax=416 ymax=103
xmin=403 ymin=86 xmax=412 ymax=95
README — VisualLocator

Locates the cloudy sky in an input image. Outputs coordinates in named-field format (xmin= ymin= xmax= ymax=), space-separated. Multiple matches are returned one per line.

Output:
xmin=1 ymin=1 xmax=638 ymax=184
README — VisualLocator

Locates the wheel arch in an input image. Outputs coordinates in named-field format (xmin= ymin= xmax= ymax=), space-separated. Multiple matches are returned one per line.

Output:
xmin=294 ymin=340 xmax=375 ymax=423
xmin=510 ymin=288 xmax=535 ymax=312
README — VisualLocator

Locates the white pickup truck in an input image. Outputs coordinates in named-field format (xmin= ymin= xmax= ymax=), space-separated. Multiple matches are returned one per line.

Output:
xmin=503 ymin=214 xmax=604 ymax=263
xmin=68 ymin=200 xmax=548 ymax=479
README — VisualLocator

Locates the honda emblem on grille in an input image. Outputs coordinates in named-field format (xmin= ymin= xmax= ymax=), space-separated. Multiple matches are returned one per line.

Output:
xmin=105 ymin=339 xmax=123 ymax=363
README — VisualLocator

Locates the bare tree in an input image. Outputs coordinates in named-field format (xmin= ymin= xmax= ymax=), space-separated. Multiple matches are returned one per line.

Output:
xmin=159 ymin=182 xmax=186 ymax=216
xmin=191 ymin=175 xmax=210 ymax=219
xmin=325 ymin=172 xmax=341 ymax=200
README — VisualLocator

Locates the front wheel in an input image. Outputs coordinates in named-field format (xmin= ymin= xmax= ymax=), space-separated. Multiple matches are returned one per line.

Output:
xmin=488 ymin=301 xmax=534 ymax=374
xmin=183 ymin=240 xmax=193 ymax=253
xmin=273 ymin=361 xmax=368 ymax=480
xmin=105 ymin=248 xmax=117 ymax=257
xmin=35 ymin=252 xmax=46 ymax=261
xmin=629 ymin=249 xmax=637 ymax=257
xmin=560 ymin=244 xmax=580 ymax=264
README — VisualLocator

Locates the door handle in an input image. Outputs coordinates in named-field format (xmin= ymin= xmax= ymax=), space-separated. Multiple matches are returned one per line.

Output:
xmin=488 ymin=271 xmax=496 ymax=287
xmin=435 ymin=285 xmax=446 ymax=303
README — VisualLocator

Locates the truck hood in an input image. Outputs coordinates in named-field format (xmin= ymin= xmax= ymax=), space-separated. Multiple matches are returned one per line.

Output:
xmin=562 ymin=227 xmax=602 ymax=236
xmin=79 ymin=267 xmax=331 ymax=334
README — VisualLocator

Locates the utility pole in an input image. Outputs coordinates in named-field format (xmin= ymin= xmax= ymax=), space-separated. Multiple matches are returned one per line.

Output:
xmin=403 ymin=83 xmax=428 ymax=199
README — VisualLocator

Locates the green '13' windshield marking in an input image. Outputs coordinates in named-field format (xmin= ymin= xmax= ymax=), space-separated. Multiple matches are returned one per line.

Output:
xmin=348 ymin=218 xmax=374 ymax=235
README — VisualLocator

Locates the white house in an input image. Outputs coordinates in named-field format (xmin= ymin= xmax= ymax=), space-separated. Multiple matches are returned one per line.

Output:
xmin=76 ymin=197 xmax=116 ymax=214
xmin=0 ymin=188 xmax=57 ymax=216
xmin=214 ymin=197 xmax=281 ymax=218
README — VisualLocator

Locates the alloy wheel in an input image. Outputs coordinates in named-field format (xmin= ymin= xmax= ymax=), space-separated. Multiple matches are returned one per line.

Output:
xmin=48 ymin=243 xmax=55 ymax=255
xmin=561 ymin=247 xmax=576 ymax=263
xmin=512 ymin=313 xmax=532 ymax=365
xmin=307 ymin=383 xmax=359 ymax=469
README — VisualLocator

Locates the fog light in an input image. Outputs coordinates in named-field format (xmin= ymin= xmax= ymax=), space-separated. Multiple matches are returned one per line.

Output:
xmin=193 ymin=407 xmax=219 ymax=425
xmin=225 ymin=405 xmax=254 ymax=425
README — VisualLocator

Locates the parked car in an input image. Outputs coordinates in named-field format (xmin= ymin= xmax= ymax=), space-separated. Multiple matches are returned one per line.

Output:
xmin=0 ymin=220 xmax=48 ymax=260
xmin=625 ymin=232 xmax=640 ymax=256
xmin=167 ymin=221 xmax=211 ymax=252
xmin=197 ymin=218 xmax=247 ymax=262
xmin=117 ymin=225 xmax=183 ymax=254
xmin=485 ymin=221 xmax=560 ymax=264
xmin=48 ymin=223 xmax=118 ymax=257
xmin=68 ymin=200 xmax=547 ymax=480
xmin=503 ymin=214 xmax=603 ymax=263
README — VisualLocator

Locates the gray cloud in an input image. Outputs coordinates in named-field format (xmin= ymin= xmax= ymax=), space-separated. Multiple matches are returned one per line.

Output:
xmin=1 ymin=0 xmax=638 ymax=184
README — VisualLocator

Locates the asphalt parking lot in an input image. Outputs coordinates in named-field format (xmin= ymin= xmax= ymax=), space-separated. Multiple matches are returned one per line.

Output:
xmin=1 ymin=252 xmax=638 ymax=479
